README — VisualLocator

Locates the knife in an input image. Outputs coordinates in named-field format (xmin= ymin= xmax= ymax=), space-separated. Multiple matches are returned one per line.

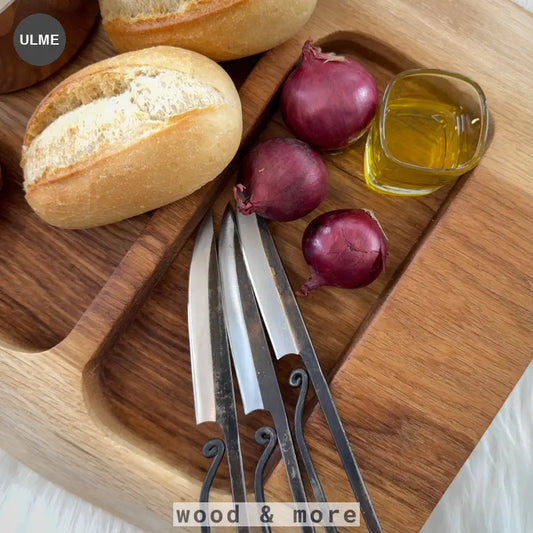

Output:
xmin=236 ymin=210 xmax=383 ymax=533
xmin=218 ymin=207 xmax=313 ymax=533
xmin=188 ymin=212 xmax=249 ymax=533
xmin=219 ymin=207 xmax=313 ymax=516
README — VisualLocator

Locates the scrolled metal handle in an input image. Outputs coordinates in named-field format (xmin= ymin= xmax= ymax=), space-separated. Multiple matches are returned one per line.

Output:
xmin=290 ymin=368 xmax=337 ymax=533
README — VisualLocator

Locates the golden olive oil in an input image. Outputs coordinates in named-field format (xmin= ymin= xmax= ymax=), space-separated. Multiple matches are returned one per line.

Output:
xmin=364 ymin=97 xmax=482 ymax=195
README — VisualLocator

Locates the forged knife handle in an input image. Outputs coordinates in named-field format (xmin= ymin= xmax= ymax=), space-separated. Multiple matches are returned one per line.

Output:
xmin=200 ymin=438 xmax=225 ymax=533
xmin=222 ymin=422 xmax=251 ymax=533
xmin=300 ymin=348 xmax=383 ymax=533
xmin=254 ymin=426 xmax=277 ymax=506
xmin=269 ymin=408 xmax=315 ymax=533
xmin=200 ymin=438 xmax=226 ymax=504
xmin=290 ymin=369 xmax=338 ymax=533
xmin=199 ymin=434 xmax=250 ymax=533
xmin=254 ymin=427 xmax=277 ymax=533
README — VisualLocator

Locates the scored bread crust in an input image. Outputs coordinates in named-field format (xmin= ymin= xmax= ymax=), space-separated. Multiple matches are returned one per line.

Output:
xmin=101 ymin=0 xmax=317 ymax=61
xmin=100 ymin=0 xmax=241 ymax=22
xmin=23 ymin=45 xmax=239 ymax=147
xmin=25 ymin=107 xmax=239 ymax=228
xmin=22 ymin=46 xmax=242 ymax=228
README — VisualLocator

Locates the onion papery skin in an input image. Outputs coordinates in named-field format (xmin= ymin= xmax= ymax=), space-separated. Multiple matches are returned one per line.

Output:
xmin=300 ymin=209 xmax=387 ymax=295
xmin=234 ymin=137 xmax=328 ymax=222
xmin=281 ymin=40 xmax=379 ymax=151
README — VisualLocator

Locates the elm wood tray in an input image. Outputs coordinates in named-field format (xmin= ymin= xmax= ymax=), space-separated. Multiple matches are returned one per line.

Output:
xmin=0 ymin=0 xmax=532 ymax=531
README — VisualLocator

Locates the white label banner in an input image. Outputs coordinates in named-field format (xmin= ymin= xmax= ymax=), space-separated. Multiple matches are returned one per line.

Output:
xmin=173 ymin=502 xmax=361 ymax=527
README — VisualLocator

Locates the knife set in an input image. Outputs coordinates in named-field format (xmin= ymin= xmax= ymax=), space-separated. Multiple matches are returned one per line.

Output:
xmin=188 ymin=207 xmax=382 ymax=533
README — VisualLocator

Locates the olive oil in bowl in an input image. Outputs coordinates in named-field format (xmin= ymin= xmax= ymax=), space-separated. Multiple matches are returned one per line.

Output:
xmin=364 ymin=70 xmax=489 ymax=196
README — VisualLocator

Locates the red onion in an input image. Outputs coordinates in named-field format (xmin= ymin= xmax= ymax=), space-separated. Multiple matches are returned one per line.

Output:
xmin=281 ymin=40 xmax=379 ymax=150
xmin=299 ymin=209 xmax=387 ymax=295
xmin=234 ymin=138 xmax=328 ymax=222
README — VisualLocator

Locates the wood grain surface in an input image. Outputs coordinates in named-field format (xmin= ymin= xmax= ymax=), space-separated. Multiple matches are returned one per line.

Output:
xmin=0 ymin=1 xmax=531 ymax=532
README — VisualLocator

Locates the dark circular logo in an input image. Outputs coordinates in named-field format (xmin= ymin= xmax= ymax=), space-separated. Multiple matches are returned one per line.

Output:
xmin=13 ymin=14 xmax=66 ymax=67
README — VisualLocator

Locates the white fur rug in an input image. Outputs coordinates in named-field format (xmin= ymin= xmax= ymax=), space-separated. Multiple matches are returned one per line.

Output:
xmin=421 ymin=361 xmax=533 ymax=533
xmin=0 ymin=450 xmax=140 ymax=533
xmin=1 ymin=1 xmax=532 ymax=531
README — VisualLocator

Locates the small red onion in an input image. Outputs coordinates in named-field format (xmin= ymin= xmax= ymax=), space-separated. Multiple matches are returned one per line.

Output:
xmin=234 ymin=138 xmax=328 ymax=222
xmin=281 ymin=40 xmax=379 ymax=150
xmin=300 ymin=209 xmax=387 ymax=295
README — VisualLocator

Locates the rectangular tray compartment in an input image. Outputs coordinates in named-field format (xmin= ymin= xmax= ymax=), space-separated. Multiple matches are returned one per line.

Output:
xmin=97 ymin=33 xmax=454 ymax=492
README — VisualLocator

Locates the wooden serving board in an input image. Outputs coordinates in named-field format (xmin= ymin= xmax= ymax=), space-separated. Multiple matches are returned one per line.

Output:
xmin=0 ymin=1 xmax=532 ymax=532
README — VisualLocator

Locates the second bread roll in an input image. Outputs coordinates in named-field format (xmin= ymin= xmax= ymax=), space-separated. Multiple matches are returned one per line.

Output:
xmin=99 ymin=0 xmax=317 ymax=61
xmin=22 ymin=46 xmax=242 ymax=229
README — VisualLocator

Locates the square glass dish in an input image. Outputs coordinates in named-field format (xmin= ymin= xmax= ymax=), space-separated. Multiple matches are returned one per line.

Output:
xmin=364 ymin=68 xmax=489 ymax=196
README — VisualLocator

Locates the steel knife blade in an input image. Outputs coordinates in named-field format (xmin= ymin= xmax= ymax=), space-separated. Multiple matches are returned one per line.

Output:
xmin=188 ymin=212 xmax=249 ymax=521
xmin=218 ymin=207 xmax=311 ymax=520
xmin=235 ymin=210 xmax=382 ymax=533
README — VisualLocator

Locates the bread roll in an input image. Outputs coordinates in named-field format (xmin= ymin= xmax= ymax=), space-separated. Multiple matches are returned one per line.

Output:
xmin=99 ymin=0 xmax=317 ymax=61
xmin=21 ymin=46 xmax=242 ymax=228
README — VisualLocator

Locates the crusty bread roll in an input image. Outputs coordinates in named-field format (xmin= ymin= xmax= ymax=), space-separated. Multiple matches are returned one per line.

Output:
xmin=21 ymin=46 xmax=242 ymax=228
xmin=99 ymin=0 xmax=317 ymax=61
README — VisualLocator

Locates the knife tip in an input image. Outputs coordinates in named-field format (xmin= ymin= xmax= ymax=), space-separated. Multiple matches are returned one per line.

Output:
xmin=222 ymin=203 xmax=235 ymax=221
xmin=220 ymin=204 xmax=237 ymax=248
xmin=200 ymin=209 xmax=214 ymax=228
xmin=193 ymin=211 xmax=215 ymax=256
